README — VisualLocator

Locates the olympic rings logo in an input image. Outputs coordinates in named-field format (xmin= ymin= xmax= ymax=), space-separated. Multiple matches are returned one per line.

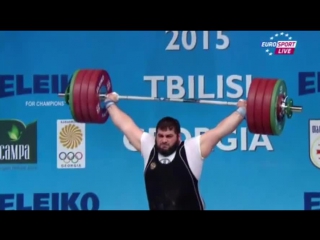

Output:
xmin=59 ymin=152 xmax=83 ymax=163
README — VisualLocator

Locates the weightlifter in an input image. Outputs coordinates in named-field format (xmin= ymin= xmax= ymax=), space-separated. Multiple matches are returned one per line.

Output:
xmin=105 ymin=92 xmax=247 ymax=210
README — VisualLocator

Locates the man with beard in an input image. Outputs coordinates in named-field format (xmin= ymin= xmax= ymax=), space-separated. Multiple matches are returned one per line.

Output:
xmin=105 ymin=92 xmax=247 ymax=210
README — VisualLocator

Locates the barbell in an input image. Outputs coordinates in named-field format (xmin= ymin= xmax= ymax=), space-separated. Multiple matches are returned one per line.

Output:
xmin=58 ymin=69 xmax=303 ymax=136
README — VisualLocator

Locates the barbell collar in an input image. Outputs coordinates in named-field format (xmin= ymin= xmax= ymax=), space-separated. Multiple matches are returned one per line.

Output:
xmin=287 ymin=106 xmax=302 ymax=112
xmin=280 ymin=103 xmax=303 ymax=113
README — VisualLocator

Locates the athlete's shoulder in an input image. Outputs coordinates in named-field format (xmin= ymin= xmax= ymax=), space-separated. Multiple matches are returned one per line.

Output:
xmin=184 ymin=135 xmax=201 ymax=148
xmin=183 ymin=135 xmax=204 ymax=180
xmin=141 ymin=132 xmax=155 ymax=144
xmin=141 ymin=132 xmax=155 ymax=166
xmin=184 ymin=135 xmax=204 ymax=160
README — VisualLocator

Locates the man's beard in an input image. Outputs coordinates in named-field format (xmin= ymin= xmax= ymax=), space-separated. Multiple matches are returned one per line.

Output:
xmin=156 ymin=140 xmax=180 ymax=156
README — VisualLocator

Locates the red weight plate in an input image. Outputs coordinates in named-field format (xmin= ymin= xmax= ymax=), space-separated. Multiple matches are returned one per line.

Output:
xmin=252 ymin=79 xmax=269 ymax=134
xmin=246 ymin=79 xmax=260 ymax=134
xmin=80 ymin=70 xmax=95 ymax=123
xmin=73 ymin=70 xmax=89 ymax=122
xmin=87 ymin=69 xmax=113 ymax=123
xmin=261 ymin=79 xmax=278 ymax=135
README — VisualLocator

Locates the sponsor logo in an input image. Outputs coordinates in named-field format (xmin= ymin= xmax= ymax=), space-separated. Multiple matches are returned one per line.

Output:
xmin=261 ymin=32 xmax=297 ymax=56
xmin=309 ymin=119 xmax=320 ymax=169
xmin=57 ymin=120 xmax=85 ymax=169
xmin=0 ymin=192 xmax=99 ymax=210
xmin=0 ymin=74 xmax=69 ymax=107
xmin=0 ymin=119 xmax=37 ymax=169
xmin=298 ymin=72 xmax=320 ymax=96
xmin=304 ymin=192 xmax=320 ymax=210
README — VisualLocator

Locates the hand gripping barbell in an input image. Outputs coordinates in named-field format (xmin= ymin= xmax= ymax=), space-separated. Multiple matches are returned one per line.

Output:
xmin=58 ymin=69 xmax=302 ymax=136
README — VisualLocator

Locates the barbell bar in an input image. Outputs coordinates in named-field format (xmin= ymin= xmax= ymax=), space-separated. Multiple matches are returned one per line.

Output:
xmin=58 ymin=93 xmax=302 ymax=113
xmin=57 ymin=69 xmax=303 ymax=136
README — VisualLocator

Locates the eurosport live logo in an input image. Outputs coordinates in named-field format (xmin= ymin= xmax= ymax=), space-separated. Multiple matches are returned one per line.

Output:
xmin=261 ymin=32 xmax=297 ymax=56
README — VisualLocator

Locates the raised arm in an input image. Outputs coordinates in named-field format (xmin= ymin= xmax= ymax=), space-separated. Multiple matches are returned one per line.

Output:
xmin=199 ymin=99 xmax=247 ymax=159
xmin=105 ymin=92 xmax=143 ymax=152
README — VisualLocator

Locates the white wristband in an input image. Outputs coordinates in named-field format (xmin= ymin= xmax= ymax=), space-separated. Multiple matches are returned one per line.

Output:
xmin=236 ymin=107 xmax=246 ymax=118
xmin=104 ymin=100 xmax=115 ymax=109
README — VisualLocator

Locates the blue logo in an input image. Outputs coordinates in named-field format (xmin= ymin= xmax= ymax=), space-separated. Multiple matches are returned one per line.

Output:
xmin=304 ymin=192 xmax=320 ymax=210
xmin=0 ymin=74 xmax=70 ymax=98
xmin=298 ymin=72 xmax=320 ymax=96
xmin=0 ymin=192 xmax=100 ymax=210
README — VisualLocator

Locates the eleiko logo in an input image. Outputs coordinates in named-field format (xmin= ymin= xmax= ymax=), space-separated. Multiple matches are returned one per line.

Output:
xmin=298 ymin=72 xmax=320 ymax=96
xmin=57 ymin=120 xmax=86 ymax=169
xmin=261 ymin=32 xmax=297 ymax=56
xmin=0 ymin=74 xmax=69 ymax=107
xmin=0 ymin=192 xmax=99 ymax=210
xmin=304 ymin=192 xmax=320 ymax=210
